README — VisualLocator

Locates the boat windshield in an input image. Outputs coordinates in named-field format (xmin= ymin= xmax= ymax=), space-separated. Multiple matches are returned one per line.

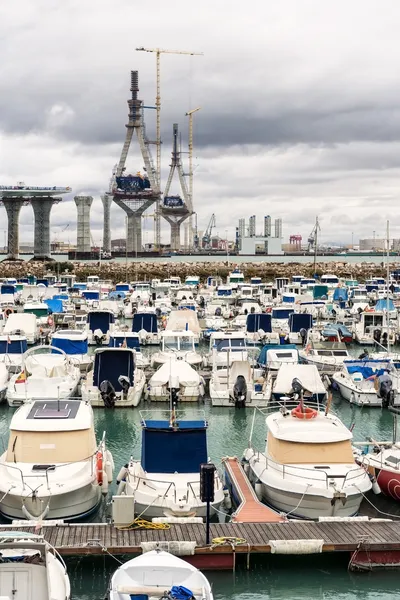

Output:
xmin=163 ymin=336 xmax=194 ymax=351
xmin=268 ymin=436 xmax=354 ymax=464
xmin=6 ymin=429 xmax=97 ymax=463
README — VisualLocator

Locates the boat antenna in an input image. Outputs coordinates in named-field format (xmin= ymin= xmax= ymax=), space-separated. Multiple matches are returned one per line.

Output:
xmin=386 ymin=220 xmax=390 ymax=354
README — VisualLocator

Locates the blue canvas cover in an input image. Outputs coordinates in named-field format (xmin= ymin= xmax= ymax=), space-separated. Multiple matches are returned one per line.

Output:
xmin=132 ymin=313 xmax=158 ymax=333
xmin=93 ymin=349 xmax=135 ymax=391
xmin=36 ymin=279 xmax=48 ymax=287
xmin=333 ymin=287 xmax=348 ymax=302
xmin=282 ymin=294 xmax=295 ymax=303
xmin=1 ymin=285 xmax=15 ymax=295
xmin=258 ymin=344 xmax=297 ymax=365
xmin=52 ymin=337 xmax=88 ymax=355
xmin=115 ymin=284 xmax=130 ymax=292
xmin=53 ymin=294 xmax=69 ymax=301
xmin=82 ymin=290 xmax=100 ymax=300
xmin=73 ymin=283 xmax=87 ymax=290
xmin=375 ymin=298 xmax=395 ymax=312
xmin=88 ymin=311 xmax=114 ymax=333
xmin=44 ymin=299 xmax=64 ymax=314
xmin=345 ymin=359 xmax=391 ymax=380
xmin=246 ymin=313 xmax=272 ymax=333
xmin=109 ymin=335 xmax=140 ymax=349
xmin=141 ymin=420 xmax=207 ymax=473
xmin=272 ymin=308 xmax=294 ymax=319
xmin=0 ymin=339 xmax=27 ymax=354
xmin=313 ymin=285 xmax=329 ymax=299
xmin=289 ymin=313 xmax=313 ymax=332
xmin=217 ymin=288 xmax=232 ymax=296
xmin=109 ymin=291 xmax=126 ymax=300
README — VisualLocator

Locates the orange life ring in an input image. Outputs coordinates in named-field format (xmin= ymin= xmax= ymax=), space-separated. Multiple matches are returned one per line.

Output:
xmin=265 ymin=307 xmax=272 ymax=313
xmin=4 ymin=308 xmax=13 ymax=318
xmin=96 ymin=451 xmax=103 ymax=485
xmin=291 ymin=404 xmax=318 ymax=420
xmin=47 ymin=316 xmax=54 ymax=326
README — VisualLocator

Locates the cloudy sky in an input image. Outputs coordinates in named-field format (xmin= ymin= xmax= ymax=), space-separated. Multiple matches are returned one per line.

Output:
xmin=1 ymin=0 xmax=400 ymax=248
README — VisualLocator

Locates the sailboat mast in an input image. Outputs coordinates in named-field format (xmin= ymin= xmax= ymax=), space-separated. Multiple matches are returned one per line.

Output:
xmin=387 ymin=220 xmax=390 ymax=354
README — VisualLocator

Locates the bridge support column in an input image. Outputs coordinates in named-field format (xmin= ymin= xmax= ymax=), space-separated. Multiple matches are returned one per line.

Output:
xmin=2 ymin=199 xmax=24 ymax=259
xmin=31 ymin=197 xmax=57 ymax=260
xmin=126 ymin=214 xmax=142 ymax=253
xmin=74 ymin=195 xmax=93 ymax=253
xmin=163 ymin=214 xmax=190 ymax=252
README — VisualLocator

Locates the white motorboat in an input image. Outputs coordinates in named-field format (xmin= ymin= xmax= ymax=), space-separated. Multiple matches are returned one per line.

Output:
xmin=117 ymin=412 xmax=224 ymax=518
xmin=146 ymin=359 xmax=205 ymax=402
xmin=0 ymin=532 xmax=71 ymax=599
xmin=0 ymin=399 xmax=113 ymax=520
xmin=270 ymin=363 xmax=328 ymax=402
xmin=209 ymin=358 xmax=268 ymax=407
xmin=7 ymin=346 xmax=81 ymax=407
xmin=332 ymin=359 xmax=400 ymax=407
xmin=0 ymin=361 xmax=8 ymax=402
xmin=23 ymin=301 xmax=49 ymax=327
xmin=245 ymin=313 xmax=280 ymax=344
xmin=107 ymin=549 xmax=213 ymax=600
xmin=299 ymin=341 xmax=351 ymax=374
xmin=132 ymin=312 xmax=160 ymax=345
xmin=3 ymin=312 xmax=39 ymax=344
xmin=51 ymin=329 xmax=93 ymax=373
xmin=353 ymin=311 xmax=395 ymax=346
xmin=257 ymin=343 xmax=299 ymax=371
xmin=81 ymin=348 xmax=146 ymax=407
xmin=165 ymin=310 xmax=201 ymax=344
xmin=151 ymin=331 xmax=203 ymax=369
xmin=207 ymin=331 xmax=249 ymax=368
xmin=243 ymin=400 xmax=372 ymax=519
xmin=109 ymin=331 xmax=150 ymax=368
xmin=86 ymin=309 xmax=115 ymax=345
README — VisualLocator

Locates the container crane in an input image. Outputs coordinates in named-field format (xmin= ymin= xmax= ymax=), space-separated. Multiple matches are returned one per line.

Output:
xmin=202 ymin=214 xmax=216 ymax=249
xmin=136 ymin=46 xmax=203 ymax=250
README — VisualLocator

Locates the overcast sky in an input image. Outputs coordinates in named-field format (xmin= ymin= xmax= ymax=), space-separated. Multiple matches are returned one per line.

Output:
xmin=1 ymin=0 xmax=400 ymax=247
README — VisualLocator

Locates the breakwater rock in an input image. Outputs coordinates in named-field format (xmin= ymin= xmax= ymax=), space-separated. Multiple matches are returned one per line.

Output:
xmin=0 ymin=258 xmax=398 ymax=283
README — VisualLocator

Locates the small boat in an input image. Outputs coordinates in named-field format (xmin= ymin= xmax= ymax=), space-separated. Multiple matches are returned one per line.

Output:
xmin=0 ymin=399 xmax=113 ymax=520
xmin=3 ymin=312 xmax=39 ymax=344
xmin=257 ymin=343 xmax=299 ymax=371
xmin=151 ymin=331 xmax=203 ymax=369
xmin=117 ymin=410 xmax=224 ymax=518
xmin=81 ymin=347 xmax=146 ymax=407
xmin=287 ymin=313 xmax=313 ymax=344
xmin=270 ymin=363 xmax=328 ymax=401
xmin=132 ymin=312 xmax=160 ymax=345
xmin=299 ymin=341 xmax=351 ymax=375
xmin=321 ymin=323 xmax=353 ymax=343
xmin=209 ymin=358 xmax=268 ymax=407
xmin=0 ymin=531 xmax=71 ymax=599
xmin=245 ymin=313 xmax=279 ymax=344
xmin=86 ymin=309 xmax=115 ymax=345
xmin=108 ymin=331 xmax=150 ymax=368
xmin=332 ymin=359 xmax=400 ymax=407
xmin=147 ymin=359 xmax=205 ymax=402
xmin=243 ymin=397 xmax=372 ymax=519
xmin=107 ymin=549 xmax=213 ymax=600
xmin=353 ymin=311 xmax=395 ymax=346
xmin=51 ymin=329 xmax=93 ymax=373
xmin=6 ymin=346 xmax=81 ymax=407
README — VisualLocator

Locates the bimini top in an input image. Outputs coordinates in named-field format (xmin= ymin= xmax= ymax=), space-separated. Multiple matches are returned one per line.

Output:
xmin=51 ymin=330 xmax=88 ymax=355
xmin=246 ymin=313 xmax=272 ymax=333
xmin=87 ymin=310 xmax=115 ymax=333
xmin=289 ymin=313 xmax=313 ymax=332
xmin=93 ymin=348 xmax=135 ymax=392
xmin=10 ymin=400 xmax=91 ymax=432
xmin=140 ymin=418 xmax=208 ymax=473
xmin=132 ymin=313 xmax=158 ymax=333
xmin=109 ymin=333 xmax=140 ymax=349
xmin=0 ymin=336 xmax=27 ymax=355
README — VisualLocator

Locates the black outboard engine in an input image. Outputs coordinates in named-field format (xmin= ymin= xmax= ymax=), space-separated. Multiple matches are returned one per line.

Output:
xmin=100 ymin=380 xmax=116 ymax=408
xmin=199 ymin=296 xmax=205 ymax=309
xmin=379 ymin=372 xmax=393 ymax=409
xmin=156 ymin=307 xmax=161 ymax=317
xmin=381 ymin=331 xmax=388 ymax=346
xmin=167 ymin=386 xmax=180 ymax=407
xmin=233 ymin=375 xmax=247 ymax=409
xmin=373 ymin=329 xmax=382 ymax=344
xmin=291 ymin=377 xmax=305 ymax=401
xmin=359 ymin=348 xmax=369 ymax=360
xmin=93 ymin=328 xmax=105 ymax=345
xmin=118 ymin=375 xmax=131 ymax=399
xmin=299 ymin=328 xmax=307 ymax=346
xmin=215 ymin=306 xmax=222 ymax=316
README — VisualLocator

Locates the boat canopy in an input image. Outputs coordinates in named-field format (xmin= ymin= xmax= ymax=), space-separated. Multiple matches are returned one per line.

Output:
xmin=1 ymin=285 xmax=15 ymax=295
xmin=289 ymin=313 xmax=312 ymax=332
xmin=52 ymin=335 xmax=88 ymax=355
xmin=88 ymin=311 xmax=115 ymax=333
xmin=246 ymin=313 xmax=272 ymax=333
xmin=73 ymin=283 xmax=87 ymax=290
xmin=345 ymin=359 xmax=392 ymax=380
xmin=44 ymin=298 xmax=64 ymax=314
xmin=93 ymin=348 xmax=135 ymax=391
xmin=82 ymin=290 xmax=100 ymax=300
xmin=0 ymin=338 xmax=27 ymax=354
xmin=116 ymin=283 xmax=130 ymax=292
xmin=313 ymin=285 xmax=329 ymax=299
xmin=141 ymin=419 xmax=207 ymax=473
xmin=109 ymin=290 xmax=126 ymax=300
xmin=258 ymin=344 xmax=297 ymax=366
xmin=271 ymin=308 xmax=294 ymax=319
xmin=109 ymin=334 xmax=140 ymax=349
xmin=333 ymin=287 xmax=348 ymax=302
xmin=375 ymin=298 xmax=395 ymax=312
xmin=132 ymin=313 xmax=158 ymax=333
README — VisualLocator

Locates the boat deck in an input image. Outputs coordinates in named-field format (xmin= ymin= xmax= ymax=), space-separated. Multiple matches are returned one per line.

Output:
xmin=223 ymin=456 xmax=284 ymax=523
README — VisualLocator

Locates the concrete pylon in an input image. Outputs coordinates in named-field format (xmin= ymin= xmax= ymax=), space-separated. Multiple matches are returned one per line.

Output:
xmin=31 ymin=198 xmax=58 ymax=260
xmin=162 ymin=214 xmax=189 ymax=251
xmin=126 ymin=213 xmax=141 ymax=253
xmin=101 ymin=194 xmax=112 ymax=254
xmin=74 ymin=196 xmax=93 ymax=253
xmin=2 ymin=199 xmax=24 ymax=259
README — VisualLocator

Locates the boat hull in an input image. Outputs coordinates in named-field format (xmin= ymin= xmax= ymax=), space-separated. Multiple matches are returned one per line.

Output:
xmin=376 ymin=468 xmax=400 ymax=501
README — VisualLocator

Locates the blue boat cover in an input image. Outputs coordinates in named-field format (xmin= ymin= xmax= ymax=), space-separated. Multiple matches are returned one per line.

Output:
xmin=93 ymin=349 xmax=135 ymax=391
xmin=109 ymin=335 xmax=140 ymax=349
xmin=36 ymin=279 xmax=48 ymax=287
xmin=73 ymin=283 xmax=87 ymax=290
xmin=141 ymin=421 xmax=207 ymax=473
xmin=82 ymin=290 xmax=100 ymax=300
xmin=246 ymin=313 xmax=272 ymax=333
xmin=1 ymin=285 xmax=15 ymax=295
xmin=289 ymin=313 xmax=312 ymax=332
xmin=0 ymin=339 xmax=27 ymax=354
xmin=88 ymin=312 xmax=114 ymax=333
xmin=178 ymin=304 xmax=196 ymax=311
xmin=313 ymin=285 xmax=329 ymax=299
xmin=52 ymin=337 xmax=88 ymax=355
xmin=282 ymin=294 xmax=295 ymax=303
xmin=345 ymin=359 xmax=391 ymax=380
xmin=132 ymin=313 xmax=158 ymax=333
xmin=169 ymin=586 xmax=195 ymax=600
xmin=44 ymin=299 xmax=64 ymax=314
xmin=258 ymin=344 xmax=297 ymax=365
xmin=53 ymin=294 xmax=69 ymax=301
xmin=333 ymin=287 xmax=348 ymax=301
xmin=115 ymin=284 xmax=130 ymax=292
xmin=217 ymin=288 xmax=232 ymax=296
xmin=109 ymin=291 xmax=126 ymax=300
xmin=375 ymin=298 xmax=395 ymax=312
xmin=272 ymin=308 xmax=294 ymax=319
xmin=322 ymin=323 xmax=352 ymax=338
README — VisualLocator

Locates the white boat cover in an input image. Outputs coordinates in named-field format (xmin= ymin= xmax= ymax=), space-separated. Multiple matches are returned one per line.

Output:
xmin=274 ymin=363 xmax=326 ymax=395
xmin=149 ymin=360 xmax=200 ymax=387
xmin=166 ymin=310 xmax=201 ymax=333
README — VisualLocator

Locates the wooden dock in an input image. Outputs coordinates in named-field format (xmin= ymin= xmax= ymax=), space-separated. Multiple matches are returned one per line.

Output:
xmin=2 ymin=520 xmax=400 ymax=570
xmin=223 ymin=456 xmax=284 ymax=523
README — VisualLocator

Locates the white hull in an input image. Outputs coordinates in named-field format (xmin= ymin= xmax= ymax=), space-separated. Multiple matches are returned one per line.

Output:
xmin=210 ymin=390 xmax=269 ymax=408
xmin=148 ymin=390 xmax=202 ymax=402
xmin=151 ymin=351 xmax=203 ymax=369
xmin=7 ymin=382 xmax=79 ymax=407
xmin=83 ymin=379 xmax=145 ymax=407
xmin=332 ymin=371 xmax=400 ymax=407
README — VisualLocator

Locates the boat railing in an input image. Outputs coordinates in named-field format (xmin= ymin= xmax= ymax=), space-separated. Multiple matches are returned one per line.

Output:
xmin=134 ymin=476 xmax=177 ymax=503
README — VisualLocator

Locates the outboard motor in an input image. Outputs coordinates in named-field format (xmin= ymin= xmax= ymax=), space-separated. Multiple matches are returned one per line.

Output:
xmin=379 ymin=372 xmax=393 ymax=409
xmin=118 ymin=375 xmax=131 ymax=399
xmin=381 ymin=331 xmax=388 ymax=346
xmin=215 ymin=306 xmax=222 ymax=316
xmin=199 ymin=296 xmax=205 ymax=309
xmin=232 ymin=375 xmax=247 ymax=409
xmin=299 ymin=328 xmax=307 ymax=346
xmin=100 ymin=380 xmax=116 ymax=408
xmin=94 ymin=328 xmax=105 ymax=345
xmin=155 ymin=307 xmax=161 ymax=318
xmin=291 ymin=377 xmax=305 ymax=401
xmin=373 ymin=329 xmax=382 ymax=344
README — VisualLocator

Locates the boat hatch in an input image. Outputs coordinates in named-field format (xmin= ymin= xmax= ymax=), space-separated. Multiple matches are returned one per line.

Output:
xmin=27 ymin=401 xmax=79 ymax=420
xmin=32 ymin=464 xmax=56 ymax=471
xmin=385 ymin=455 xmax=400 ymax=467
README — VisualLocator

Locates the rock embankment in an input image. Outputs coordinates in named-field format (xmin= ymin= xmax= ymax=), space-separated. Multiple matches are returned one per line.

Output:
xmin=0 ymin=258 xmax=397 ymax=283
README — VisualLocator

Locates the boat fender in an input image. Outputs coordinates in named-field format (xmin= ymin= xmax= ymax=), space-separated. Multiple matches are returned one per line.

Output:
xmin=96 ymin=451 xmax=103 ymax=485
xmin=47 ymin=315 xmax=54 ymax=327
xmin=242 ymin=458 xmax=250 ymax=476
xmin=254 ymin=480 xmax=263 ymax=501
xmin=369 ymin=473 xmax=381 ymax=495
xmin=116 ymin=464 xmax=128 ymax=484
xmin=117 ymin=480 xmax=126 ymax=495
xmin=101 ymin=476 xmax=109 ymax=495
xmin=105 ymin=459 xmax=113 ymax=483
xmin=223 ymin=488 xmax=232 ymax=510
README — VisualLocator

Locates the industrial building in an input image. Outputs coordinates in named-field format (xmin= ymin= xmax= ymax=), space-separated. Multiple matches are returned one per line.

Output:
xmin=237 ymin=215 xmax=283 ymax=255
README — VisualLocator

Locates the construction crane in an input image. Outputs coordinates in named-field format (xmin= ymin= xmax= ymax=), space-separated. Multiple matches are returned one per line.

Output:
xmin=52 ymin=223 xmax=70 ymax=246
xmin=202 ymin=214 xmax=216 ymax=249
xmin=136 ymin=47 xmax=203 ymax=250
xmin=185 ymin=107 xmax=201 ymax=249
xmin=307 ymin=216 xmax=321 ymax=272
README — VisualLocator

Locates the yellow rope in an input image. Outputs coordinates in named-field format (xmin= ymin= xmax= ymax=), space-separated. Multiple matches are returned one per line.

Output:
xmin=116 ymin=519 xmax=171 ymax=531
xmin=211 ymin=536 xmax=247 ymax=547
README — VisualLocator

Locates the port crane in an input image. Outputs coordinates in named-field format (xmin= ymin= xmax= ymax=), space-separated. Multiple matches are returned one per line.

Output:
xmin=202 ymin=214 xmax=216 ymax=248
xmin=136 ymin=47 xmax=203 ymax=249
xmin=308 ymin=216 xmax=321 ymax=272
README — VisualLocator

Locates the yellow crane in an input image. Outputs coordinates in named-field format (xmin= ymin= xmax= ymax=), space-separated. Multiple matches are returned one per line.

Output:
xmin=136 ymin=47 xmax=203 ymax=249
xmin=185 ymin=107 xmax=201 ymax=249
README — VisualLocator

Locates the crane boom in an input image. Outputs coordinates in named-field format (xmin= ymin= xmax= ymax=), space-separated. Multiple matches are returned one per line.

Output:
xmin=202 ymin=214 xmax=216 ymax=248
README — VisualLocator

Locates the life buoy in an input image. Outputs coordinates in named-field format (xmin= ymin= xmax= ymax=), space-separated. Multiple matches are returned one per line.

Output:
xmin=265 ymin=307 xmax=272 ymax=313
xmin=96 ymin=451 xmax=103 ymax=485
xmin=291 ymin=404 xmax=318 ymax=419
xmin=47 ymin=316 xmax=54 ymax=326
xmin=4 ymin=308 xmax=13 ymax=318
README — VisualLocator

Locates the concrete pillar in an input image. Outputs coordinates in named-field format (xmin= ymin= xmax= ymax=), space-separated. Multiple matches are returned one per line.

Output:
xmin=126 ymin=214 xmax=142 ymax=253
xmin=163 ymin=215 xmax=189 ymax=251
xmin=2 ymin=198 xmax=24 ymax=259
xmin=101 ymin=194 xmax=112 ymax=254
xmin=31 ymin=198 xmax=57 ymax=260
xmin=74 ymin=195 xmax=93 ymax=253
